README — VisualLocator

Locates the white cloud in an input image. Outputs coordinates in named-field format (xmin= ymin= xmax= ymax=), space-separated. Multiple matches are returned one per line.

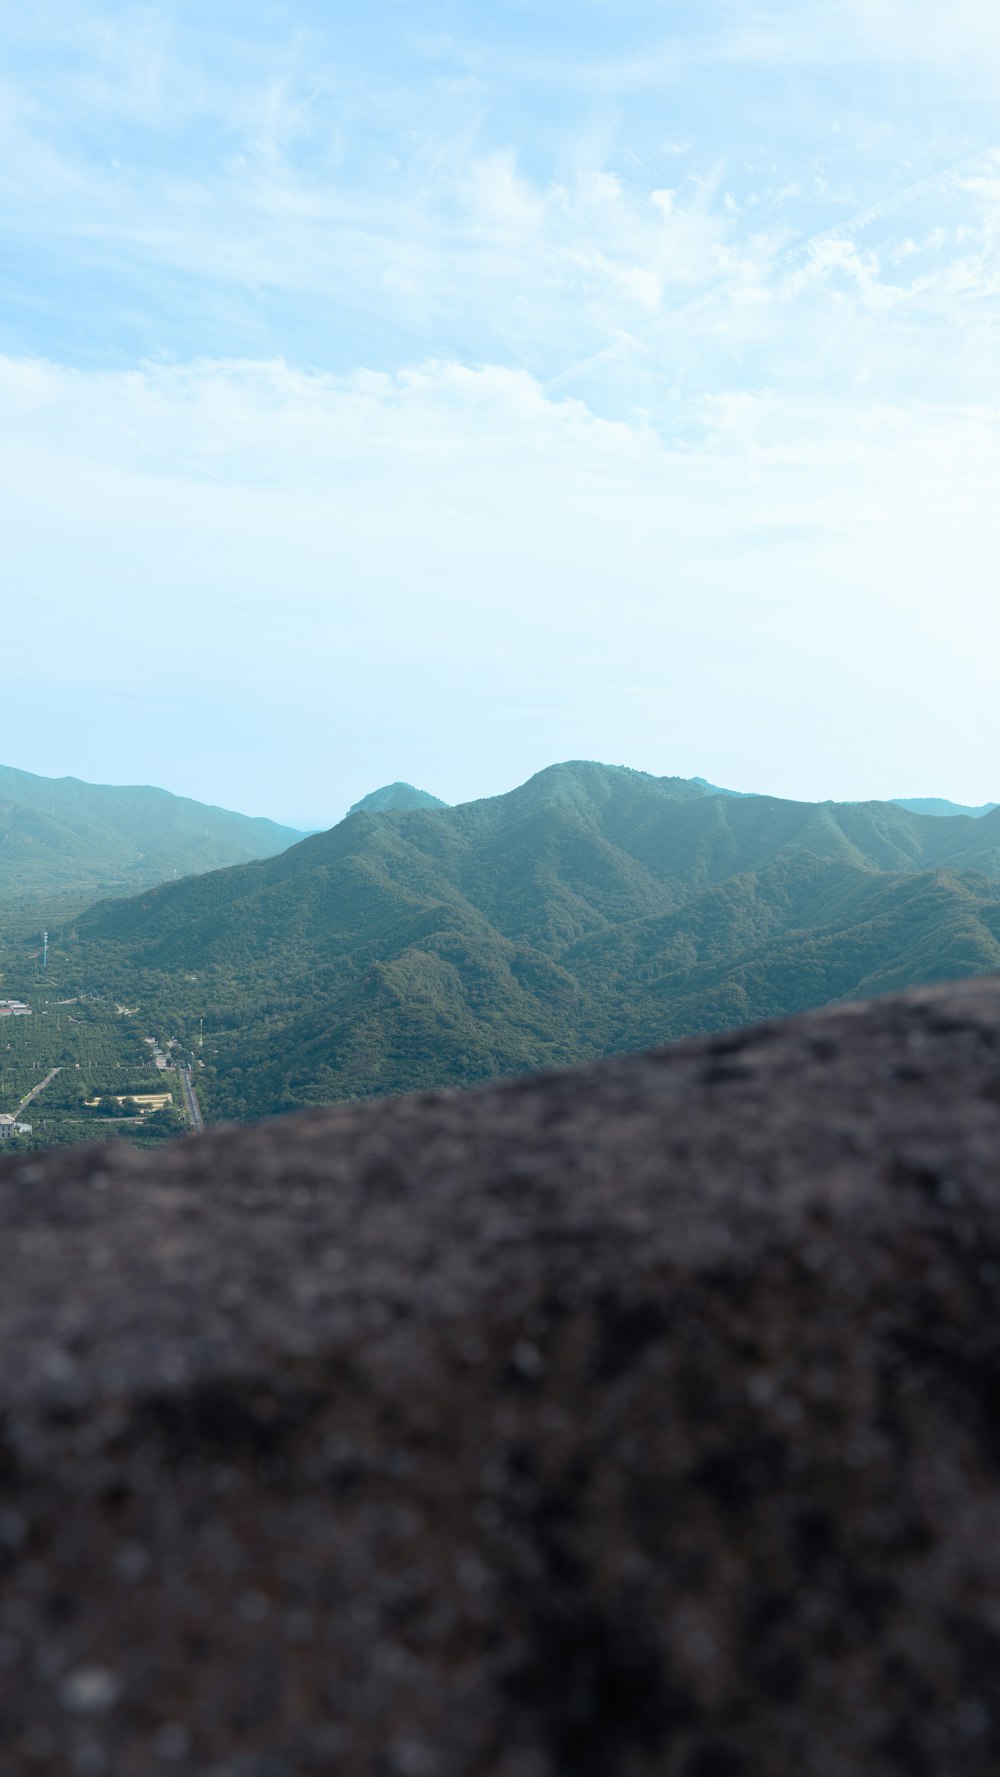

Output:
xmin=711 ymin=0 xmax=1000 ymax=83
xmin=1 ymin=3 xmax=999 ymax=815
xmin=542 ymin=1 xmax=1000 ymax=96
xmin=839 ymin=0 xmax=1000 ymax=73
xmin=0 ymin=352 xmax=997 ymax=811
xmin=2 ymin=1 xmax=999 ymax=414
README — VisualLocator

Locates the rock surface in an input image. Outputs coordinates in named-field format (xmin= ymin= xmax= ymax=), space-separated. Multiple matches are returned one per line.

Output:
xmin=3 ymin=976 xmax=1000 ymax=1775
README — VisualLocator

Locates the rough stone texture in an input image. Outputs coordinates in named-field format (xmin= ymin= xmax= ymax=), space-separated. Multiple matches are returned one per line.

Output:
xmin=3 ymin=977 xmax=1000 ymax=1776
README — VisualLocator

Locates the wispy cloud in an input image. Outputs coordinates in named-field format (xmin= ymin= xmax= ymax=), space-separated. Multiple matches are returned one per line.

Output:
xmin=1 ymin=351 xmax=997 ymax=812
xmin=1 ymin=2 xmax=998 ymax=814
xmin=2 ymin=0 xmax=999 ymax=397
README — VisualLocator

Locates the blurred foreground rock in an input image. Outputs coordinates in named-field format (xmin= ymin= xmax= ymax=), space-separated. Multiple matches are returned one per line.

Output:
xmin=3 ymin=977 xmax=1000 ymax=1775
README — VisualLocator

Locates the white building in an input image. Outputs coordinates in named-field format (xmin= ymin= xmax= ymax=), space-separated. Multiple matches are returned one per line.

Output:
xmin=0 ymin=1116 xmax=31 ymax=1140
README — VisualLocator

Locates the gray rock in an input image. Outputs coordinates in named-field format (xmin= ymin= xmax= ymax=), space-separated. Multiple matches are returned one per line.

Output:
xmin=3 ymin=975 xmax=1000 ymax=1774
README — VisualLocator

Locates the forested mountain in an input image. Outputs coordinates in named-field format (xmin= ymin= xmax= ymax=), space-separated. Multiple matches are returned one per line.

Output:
xmin=55 ymin=762 xmax=1000 ymax=1120
xmin=0 ymin=764 xmax=303 ymax=911
xmin=349 ymin=783 xmax=448 ymax=814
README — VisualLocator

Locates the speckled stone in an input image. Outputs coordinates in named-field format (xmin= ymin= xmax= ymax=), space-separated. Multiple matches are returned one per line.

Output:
xmin=2 ymin=976 xmax=1000 ymax=1775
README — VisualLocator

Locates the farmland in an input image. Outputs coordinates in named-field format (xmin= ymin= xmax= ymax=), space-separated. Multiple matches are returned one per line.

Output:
xmin=0 ymin=998 xmax=190 ymax=1149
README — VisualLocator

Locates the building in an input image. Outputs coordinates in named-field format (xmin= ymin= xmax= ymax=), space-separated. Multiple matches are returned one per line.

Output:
xmin=0 ymin=1000 xmax=31 ymax=1018
xmin=84 ymin=1094 xmax=174 ymax=1115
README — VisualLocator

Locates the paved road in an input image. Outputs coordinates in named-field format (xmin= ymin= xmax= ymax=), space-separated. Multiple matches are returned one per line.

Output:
xmin=16 ymin=1067 xmax=61 ymax=1115
xmin=178 ymin=1065 xmax=205 ymax=1133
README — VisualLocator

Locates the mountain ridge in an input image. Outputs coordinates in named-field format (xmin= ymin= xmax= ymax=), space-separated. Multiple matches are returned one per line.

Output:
xmin=0 ymin=761 xmax=304 ymax=912
xmin=52 ymin=760 xmax=1000 ymax=1119
xmin=892 ymin=795 xmax=998 ymax=819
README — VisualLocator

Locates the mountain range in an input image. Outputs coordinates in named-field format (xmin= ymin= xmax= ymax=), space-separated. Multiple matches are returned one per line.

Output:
xmin=55 ymin=761 xmax=1000 ymax=1121
xmin=0 ymin=763 xmax=303 ymax=913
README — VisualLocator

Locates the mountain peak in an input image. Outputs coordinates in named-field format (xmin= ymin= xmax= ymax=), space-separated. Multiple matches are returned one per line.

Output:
xmin=348 ymin=783 xmax=448 ymax=815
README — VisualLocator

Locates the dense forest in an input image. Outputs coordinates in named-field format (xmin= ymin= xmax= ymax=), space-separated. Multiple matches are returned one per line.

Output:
xmin=42 ymin=761 xmax=1000 ymax=1123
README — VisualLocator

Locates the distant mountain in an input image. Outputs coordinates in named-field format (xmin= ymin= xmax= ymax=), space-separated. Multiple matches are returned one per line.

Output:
xmin=57 ymin=761 xmax=1000 ymax=1121
xmin=691 ymin=777 xmax=757 ymax=797
xmin=349 ymin=783 xmax=449 ymax=814
xmin=893 ymin=797 xmax=998 ymax=819
xmin=696 ymin=784 xmax=999 ymax=819
xmin=0 ymin=764 xmax=302 ymax=911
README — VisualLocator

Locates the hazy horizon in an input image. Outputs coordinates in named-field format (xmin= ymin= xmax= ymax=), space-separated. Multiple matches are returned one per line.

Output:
xmin=1 ymin=751 xmax=996 ymax=835
xmin=2 ymin=1 xmax=998 ymax=822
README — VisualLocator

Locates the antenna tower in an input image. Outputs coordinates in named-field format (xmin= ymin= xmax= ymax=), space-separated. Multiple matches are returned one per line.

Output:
xmin=42 ymin=932 xmax=48 ymax=972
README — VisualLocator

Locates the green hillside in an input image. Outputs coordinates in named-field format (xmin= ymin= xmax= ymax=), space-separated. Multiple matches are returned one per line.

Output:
xmin=0 ymin=763 xmax=303 ymax=914
xmin=47 ymin=761 xmax=1000 ymax=1121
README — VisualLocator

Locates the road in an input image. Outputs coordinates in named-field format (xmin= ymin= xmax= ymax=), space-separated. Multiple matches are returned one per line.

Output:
xmin=16 ymin=1068 xmax=61 ymax=1115
xmin=178 ymin=1066 xmax=205 ymax=1134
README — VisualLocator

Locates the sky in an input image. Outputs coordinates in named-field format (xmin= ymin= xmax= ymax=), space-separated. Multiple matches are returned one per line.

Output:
xmin=1 ymin=1 xmax=998 ymax=828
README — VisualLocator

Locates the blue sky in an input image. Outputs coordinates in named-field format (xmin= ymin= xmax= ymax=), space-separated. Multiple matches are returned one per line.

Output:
xmin=1 ymin=1 xmax=998 ymax=825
